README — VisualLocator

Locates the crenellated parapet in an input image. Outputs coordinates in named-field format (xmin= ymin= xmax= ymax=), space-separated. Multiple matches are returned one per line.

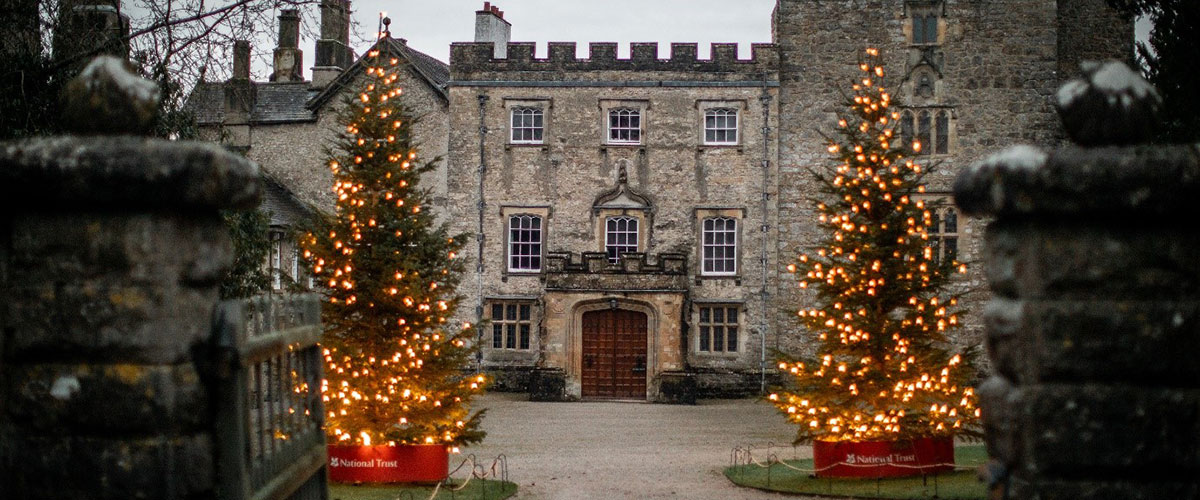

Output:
xmin=543 ymin=252 xmax=688 ymax=292
xmin=450 ymin=42 xmax=778 ymax=82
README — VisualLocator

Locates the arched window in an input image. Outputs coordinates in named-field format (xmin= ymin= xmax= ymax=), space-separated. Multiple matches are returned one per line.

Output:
xmin=935 ymin=111 xmax=950 ymax=155
xmin=605 ymin=216 xmax=639 ymax=263
xmin=608 ymin=108 xmax=641 ymax=144
xmin=510 ymin=107 xmax=544 ymax=144
xmin=900 ymin=110 xmax=915 ymax=152
xmin=704 ymin=108 xmax=738 ymax=145
xmin=701 ymin=217 xmax=737 ymax=275
xmin=917 ymin=110 xmax=932 ymax=155
xmin=507 ymin=215 xmax=543 ymax=272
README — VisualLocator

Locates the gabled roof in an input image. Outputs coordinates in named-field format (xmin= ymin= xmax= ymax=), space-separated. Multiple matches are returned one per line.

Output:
xmin=306 ymin=37 xmax=449 ymax=111
xmin=183 ymin=37 xmax=448 ymax=126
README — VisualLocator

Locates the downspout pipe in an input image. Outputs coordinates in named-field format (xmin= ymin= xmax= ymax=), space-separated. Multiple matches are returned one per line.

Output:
xmin=475 ymin=93 xmax=489 ymax=370
xmin=759 ymin=84 xmax=772 ymax=394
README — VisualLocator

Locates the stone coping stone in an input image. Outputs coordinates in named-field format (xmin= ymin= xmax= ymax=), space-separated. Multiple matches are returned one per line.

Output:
xmin=954 ymin=143 xmax=1200 ymax=218
xmin=0 ymin=135 xmax=261 ymax=210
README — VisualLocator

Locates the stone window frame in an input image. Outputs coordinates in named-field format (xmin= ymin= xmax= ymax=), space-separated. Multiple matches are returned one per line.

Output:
xmin=501 ymin=206 xmax=550 ymax=277
xmin=692 ymin=301 xmax=743 ymax=355
xmin=899 ymin=107 xmax=955 ymax=156
xmin=915 ymin=194 xmax=961 ymax=265
xmin=503 ymin=97 xmax=552 ymax=147
xmin=697 ymin=100 xmax=747 ymax=147
xmin=594 ymin=207 xmax=650 ymax=262
xmin=906 ymin=1 xmax=945 ymax=46
xmin=604 ymin=215 xmax=640 ymax=264
xmin=600 ymin=99 xmax=649 ymax=146
xmin=694 ymin=207 xmax=745 ymax=279
xmin=486 ymin=299 xmax=537 ymax=351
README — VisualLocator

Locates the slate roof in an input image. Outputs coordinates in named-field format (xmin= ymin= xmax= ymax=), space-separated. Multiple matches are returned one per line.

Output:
xmin=261 ymin=173 xmax=318 ymax=226
xmin=307 ymin=37 xmax=449 ymax=111
xmin=185 ymin=81 xmax=319 ymax=125
xmin=184 ymin=37 xmax=448 ymax=126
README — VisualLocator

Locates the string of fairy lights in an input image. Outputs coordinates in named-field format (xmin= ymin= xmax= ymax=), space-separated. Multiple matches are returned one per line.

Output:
xmin=300 ymin=31 xmax=486 ymax=450
xmin=769 ymin=48 xmax=979 ymax=443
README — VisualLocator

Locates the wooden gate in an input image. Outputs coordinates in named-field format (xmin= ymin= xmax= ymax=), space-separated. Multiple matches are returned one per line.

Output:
xmin=581 ymin=309 xmax=648 ymax=399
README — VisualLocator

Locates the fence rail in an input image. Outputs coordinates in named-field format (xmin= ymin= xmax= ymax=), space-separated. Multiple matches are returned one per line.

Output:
xmin=213 ymin=294 xmax=328 ymax=500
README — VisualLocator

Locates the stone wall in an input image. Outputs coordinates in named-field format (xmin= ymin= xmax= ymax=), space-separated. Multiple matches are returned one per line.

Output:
xmin=771 ymin=0 xmax=1131 ymax=362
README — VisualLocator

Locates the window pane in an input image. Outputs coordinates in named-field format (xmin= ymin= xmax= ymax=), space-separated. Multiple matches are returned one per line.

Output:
xmin=918 ymin=111 xmax=932 ymax=155
xmin=925 ymin=15 xmax=938 ymax=43
xmin=713 ymin=326 xmax=724 ymax=352
xmin=519 ymin=324 xmax=530 ymax=350
xmin=492 ymin=324 xmax=503 ymax=348
xmin=945 ymin=209 xmax=958 ymax=233
xmin=727 ymin=307 xmax=738 ymax=323
xmin=519 ymin=304 xmax=531 ymax=321
xmin=506 ymin=304 xmax=517 ymax=320
xmin=506 ymin=324 xmax=516 ymax=349
xmin=901 ymin=112 xmax=914 ymax=151
xmin=713 ymin=308 xmax=724 ymax=323
xmin=936 ymin=112 xmax=949 ymax=154
xmin=699 ymin=326 xmax=710 ymax=351
xmin=492 ymin=304 xmax=503 ymax=319
xmin=727 ymin=326 xmax=738 ymax=352
xmin=946 ymin=238 xmax=958 ymax=262
xmin=700 ymin=307 xmax=710 ymax=323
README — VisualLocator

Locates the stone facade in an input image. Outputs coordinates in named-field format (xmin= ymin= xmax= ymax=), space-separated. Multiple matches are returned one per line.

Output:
xmin=447 ymin=40 xmax=779 ymax=401
xmin=187 ymin=0 xmax=1132 ymax=401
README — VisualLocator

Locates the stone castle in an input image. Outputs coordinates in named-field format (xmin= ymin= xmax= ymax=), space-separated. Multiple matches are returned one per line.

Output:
xmin=186 ymin=0 xmax=1132 ymax=401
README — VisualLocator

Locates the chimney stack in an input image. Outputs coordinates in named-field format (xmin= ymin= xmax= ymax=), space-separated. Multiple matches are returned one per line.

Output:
xmin=224 ymin=39 xmax=254 ymax=151
xmin=313 ymin=0 xmax=353 ymax=88
xmin=272 ymin=9 xmax=303 ymax=82
xmin=475 ymin=2 xmax=511 ymax=59
xmin=232 ymin=39 xmax=251 ymax=80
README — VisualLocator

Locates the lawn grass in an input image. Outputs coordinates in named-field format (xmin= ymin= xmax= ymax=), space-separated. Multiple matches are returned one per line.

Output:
xmin=724 ymin=445 xmax=988 ymax=499
xmin=329 ymin=479 xmax=518 ymax=500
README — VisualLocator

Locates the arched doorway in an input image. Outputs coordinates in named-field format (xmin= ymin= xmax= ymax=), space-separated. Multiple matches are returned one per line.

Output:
xmin=581 ymin=309 xmax=648 ymax=399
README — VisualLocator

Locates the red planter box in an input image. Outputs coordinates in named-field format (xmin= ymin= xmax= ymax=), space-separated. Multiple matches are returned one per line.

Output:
xmin=327 ymin=444 xmax=449 ymax=483
xmin=812 ymin=437 xmax=954 ymax=478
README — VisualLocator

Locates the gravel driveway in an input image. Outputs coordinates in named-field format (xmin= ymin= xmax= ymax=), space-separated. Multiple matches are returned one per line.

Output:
xmin=459 ymin=392 xmax=815 ymax=500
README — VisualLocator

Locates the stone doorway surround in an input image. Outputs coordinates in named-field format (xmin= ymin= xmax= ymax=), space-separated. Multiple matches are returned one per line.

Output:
xmin=540 ymin=251 xmax=688 ymax=401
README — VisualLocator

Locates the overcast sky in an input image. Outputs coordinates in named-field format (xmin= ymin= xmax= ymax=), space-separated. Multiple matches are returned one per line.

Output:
xmin=338 ymin=0 xmax=777 ymax=62
xmin=248 ymin=0 xmax=1147 ymax=76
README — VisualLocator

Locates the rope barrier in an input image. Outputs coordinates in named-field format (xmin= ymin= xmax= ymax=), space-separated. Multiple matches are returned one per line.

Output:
xmin=415 ymin=453 xmax=510 ymax=500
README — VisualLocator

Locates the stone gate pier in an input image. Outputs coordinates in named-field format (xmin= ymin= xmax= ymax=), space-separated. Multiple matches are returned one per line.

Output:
xmin=955 ymin=61 xmax=1200 ymax=498
xmin=0 ymin=57 xmax=262 ymax=498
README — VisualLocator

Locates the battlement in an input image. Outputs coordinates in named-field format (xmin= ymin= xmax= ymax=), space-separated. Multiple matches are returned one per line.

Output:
xmin=450 ymin=42 xmax=778 ymax=82
xmin=543 ymin=252 xmax=688 ymax=292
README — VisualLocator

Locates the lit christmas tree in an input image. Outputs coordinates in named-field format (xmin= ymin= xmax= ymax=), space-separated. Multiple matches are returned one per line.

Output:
xmin=769 ymin=49 xmax=980 ymax=444
xmin=301 ymin=41 xmax=486 ymax=450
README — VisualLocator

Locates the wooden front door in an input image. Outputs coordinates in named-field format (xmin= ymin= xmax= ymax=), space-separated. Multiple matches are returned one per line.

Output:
xmin=581 ymin=309 xmax=648 ymax=399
